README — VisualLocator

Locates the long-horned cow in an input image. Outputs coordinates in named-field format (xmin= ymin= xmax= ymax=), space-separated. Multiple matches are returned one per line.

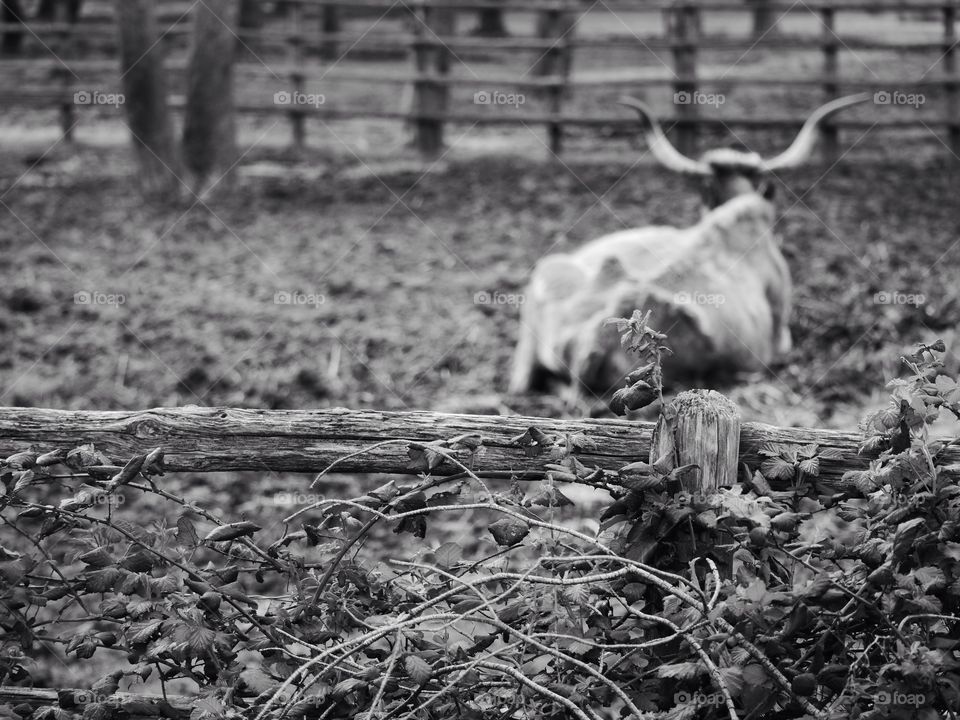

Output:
xmin=509 ymin=94 xmax=869 ymax=400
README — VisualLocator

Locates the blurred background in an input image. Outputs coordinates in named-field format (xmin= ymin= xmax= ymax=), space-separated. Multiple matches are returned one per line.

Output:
xmin=0 ymin=0 xmax=958 ymax=431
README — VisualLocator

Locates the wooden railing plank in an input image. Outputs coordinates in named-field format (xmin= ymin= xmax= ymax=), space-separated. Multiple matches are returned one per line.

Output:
xmin=0 ymin=405 xmax=952 ymax=489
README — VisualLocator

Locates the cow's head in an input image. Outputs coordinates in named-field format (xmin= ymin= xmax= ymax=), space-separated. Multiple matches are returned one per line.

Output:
xmin=619 ymin=94 xmax=870 ymax=210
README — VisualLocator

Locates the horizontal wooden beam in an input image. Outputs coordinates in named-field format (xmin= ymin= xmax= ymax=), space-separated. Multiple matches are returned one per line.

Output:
xmin=0 ymin=405 xmax=943 ymax=490
xmin=0 ymin=686 xmax=190 ymax=719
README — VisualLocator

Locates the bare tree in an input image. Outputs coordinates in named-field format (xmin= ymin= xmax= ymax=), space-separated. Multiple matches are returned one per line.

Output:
xmin=115 ymin=0 xmax=182 ymax=201
xmin=1 ymin=0 xmax=25 ymax=55
xmin=182 ymin=0 xmax=239 ymax=196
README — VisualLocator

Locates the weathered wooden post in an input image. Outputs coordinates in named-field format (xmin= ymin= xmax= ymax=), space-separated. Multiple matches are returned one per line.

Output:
xmin=667 ymin=3 xmax=700 ymax=157
xmin=820 ymin=7 xmax=839 ymax=161
xmin=288 ymin=0 xmax=306 ymax=150
xmin=533 ymin=5 xmax=576 ymax=155
xmin=649 ymin=389 xmax=741 ymax=493
xmin=411 ymin=0 xmax=448 ymax=158
xmin=944 ymin=5 xmax=959 ymax=158
xmin=320 ymin=4 xmax=341 ymax=61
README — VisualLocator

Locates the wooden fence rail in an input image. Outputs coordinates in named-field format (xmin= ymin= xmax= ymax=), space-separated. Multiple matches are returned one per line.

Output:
xmin=0 ymin=0 xmax=958 ymax=156
xmin=0 ymin=686 xmax=191 ymax=719
xmin=0 ymin=405 xmax=954 ymax=490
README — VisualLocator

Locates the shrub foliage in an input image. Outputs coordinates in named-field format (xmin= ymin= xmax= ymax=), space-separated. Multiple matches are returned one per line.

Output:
xmin=2 ymin=328 xmax=960 ymax=720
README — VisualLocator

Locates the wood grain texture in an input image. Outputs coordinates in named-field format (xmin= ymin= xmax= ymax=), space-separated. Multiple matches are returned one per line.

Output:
xmin=0 ymin=686 xmax=190 ymax=718
xmin=0 ymin=405 xmax=952 ymax=488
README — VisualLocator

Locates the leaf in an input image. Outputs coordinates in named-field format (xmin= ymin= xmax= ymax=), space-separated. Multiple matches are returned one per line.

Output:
xmin=656 ymin=661 xmax=703 ymax=680
xmin=174 ymin=623 xmax=217 ymax=655
xmin=488 ymin=518 xmax=530 ymax=546
xmin=129 ymin=619 xmax=164 ymax=645
xmin=530 ymin=485 xmax=574 ymax=508
xmin=0 ymin=545 xmax=22 ymax=561
xmin=742 ymin=663 xmax=770 ymax=688
xmin=434 ymin=542 xmax=462 ymax=568
xmin=330 ymin=678 xmax=366 ymax=700
xmin=79 ymin=547 xmax=115 ymax=568
xmin=760 ymin=457 xmax=795 ymax=482
xmin=405 ymin=655 xmax=432 ymax=686
xmin=203 ymin=521 xmax=261 ymax=543
xmin=83 ymin=569 xmax=119 ymax=593
xmin=798 ymin=456 xmax=820 ymax=477
xmin=176 ymin=515 xmax=199 ymax=547
xmin=892 ymin=517 xmax=927 ymax=562
xmin=109 ymin=454 xmax=146 ymax=487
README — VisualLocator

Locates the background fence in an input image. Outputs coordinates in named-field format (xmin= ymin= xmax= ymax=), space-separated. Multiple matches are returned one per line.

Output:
xmin=0 ymin=0 xmax=957 ymax=155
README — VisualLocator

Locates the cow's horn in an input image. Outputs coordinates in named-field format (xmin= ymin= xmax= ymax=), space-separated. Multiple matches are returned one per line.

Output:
xmin=761 ymin=93 xmax=871 ymax=172
xmin=618 ymin=96 xmax=711 ymax=176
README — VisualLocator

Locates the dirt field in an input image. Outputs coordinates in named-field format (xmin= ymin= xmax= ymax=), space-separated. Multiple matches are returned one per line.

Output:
xmin=2 ymin=2 xmax=959 ymax=432
xmin=0 ymin=130 xmax=957 ymax=429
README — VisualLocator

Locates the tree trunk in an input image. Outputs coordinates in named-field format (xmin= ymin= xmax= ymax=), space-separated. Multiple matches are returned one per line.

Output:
xmin=114 ymin=0 xmax=182 ymax=201
xmin=1 ymin=0 xmax=24 ymax=55
xmin=473 ymin=7 xmax=507 ymax=36
xmin=182 ymin=0 xmax=239 ymax=196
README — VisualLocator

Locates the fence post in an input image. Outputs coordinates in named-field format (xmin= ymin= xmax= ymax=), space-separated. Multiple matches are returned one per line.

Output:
xmin=320 ymin=3 xmax=340 ymax=61
xmin=642 ymin=390 xmax=739 ymax=609
xmin=820 ymin=7 xmax=839 ymax=161
xmin=411 ymin=0 xmax=447 ymax=159
xmin=944 ymin=6 xmax=959 ymax=158
xmin=54 ymin=0 xmax=75 ymax=141
xmin=288 ymin=0 xmax=306 ymax=150
xmin=649 ymin=389 xmax=741 ymax=494
xmin=668 ymin=3 xmax=700 ymax=157
xmin=534 ymin=5 xmax=575 ymax=156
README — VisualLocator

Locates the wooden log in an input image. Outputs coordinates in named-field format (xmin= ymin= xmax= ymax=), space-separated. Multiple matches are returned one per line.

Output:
xmin=0 ymin=686 xmax=191 ymax=719
xmin=0 ymin=406 xmax=954 ymax=490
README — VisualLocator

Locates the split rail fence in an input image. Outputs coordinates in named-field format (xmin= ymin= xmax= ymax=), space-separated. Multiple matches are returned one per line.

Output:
xmin=0 ymin=0 xmax=957 ymax=156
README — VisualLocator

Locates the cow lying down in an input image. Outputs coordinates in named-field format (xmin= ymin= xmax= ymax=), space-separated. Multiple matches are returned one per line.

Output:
xmin=509 ymin=93 xmax=869 ymax=401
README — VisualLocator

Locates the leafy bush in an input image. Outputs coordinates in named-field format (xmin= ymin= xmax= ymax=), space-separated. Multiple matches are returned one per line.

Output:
xmin=2 ymin=332 xmax=960 ymax=719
